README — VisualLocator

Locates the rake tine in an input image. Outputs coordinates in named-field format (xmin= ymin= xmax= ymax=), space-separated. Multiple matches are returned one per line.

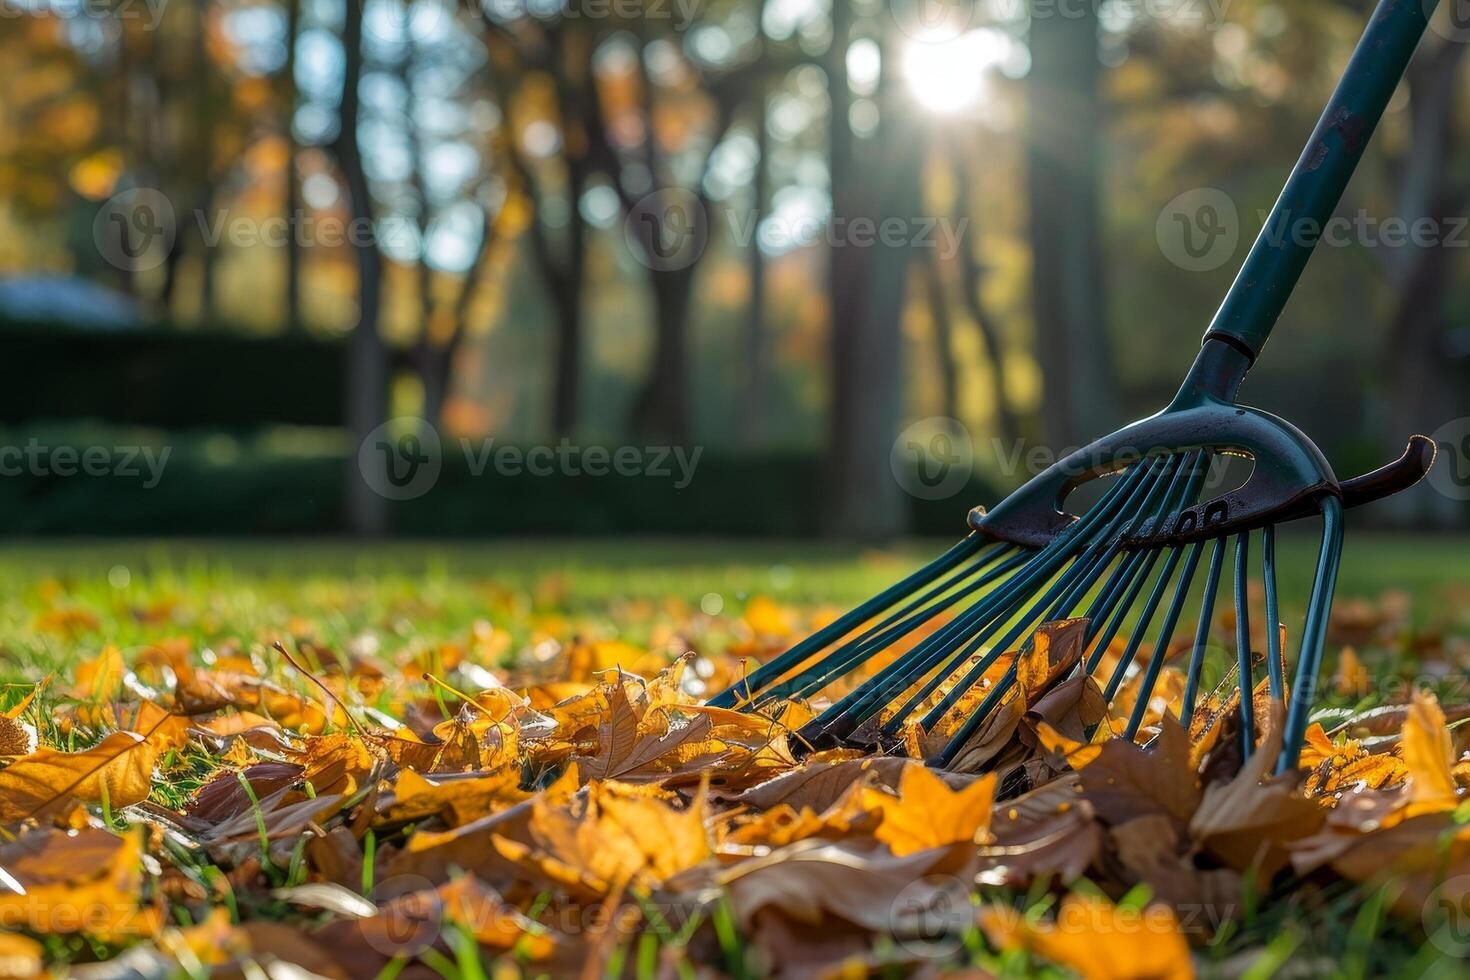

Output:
xmin=1233 ymin=532 xmax=1255 ymax=758
xmin=1278 ymin=497 xmax=1343 ymax=773
xmin=709 ymin=534 xmax=986 ymax=708
xmin=1123 ymin=539 xmax=1206 ymax=739
xmin=931 ymin=452 xmax=1209 ymax=760
xmin=1262 ymin=525 xmax=1284 ymax=703
xmin=1101 ymin=453 xmax=1212 ymax=702
xmin=1181 ymin=537 xmax=1226 ymax=725
xmin=768 ymin=546 xmax=1030 ymax=703
xmin=907 ymin=456 xmax=1183 ymax=732
xmin=810 ymin=458 xmax=1165 ymax=742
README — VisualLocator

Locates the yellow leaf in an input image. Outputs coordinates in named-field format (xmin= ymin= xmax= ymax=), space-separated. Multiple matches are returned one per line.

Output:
xmin=981 ymin=894 xmax=1192 ymax=980
xmin=1402 ymin=690 xmax=1458 ymax=814
xmin=863 ymin=764 xmax=996 ymax=856
xmin=1035 ymin=720 xmax=1102 ymax=770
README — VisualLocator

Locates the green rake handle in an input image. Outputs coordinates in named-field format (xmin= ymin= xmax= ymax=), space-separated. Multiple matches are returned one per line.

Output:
xmin=1204 ymin=0 xmax=1437 ymax=360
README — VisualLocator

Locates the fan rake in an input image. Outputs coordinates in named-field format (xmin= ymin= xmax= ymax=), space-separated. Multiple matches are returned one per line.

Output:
xmin=710 ymin=0 xmax=1441 ymax=773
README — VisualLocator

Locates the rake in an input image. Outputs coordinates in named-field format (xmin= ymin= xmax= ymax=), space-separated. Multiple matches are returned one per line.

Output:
xmin=711 ymin=0 xmax=1439 ymax=773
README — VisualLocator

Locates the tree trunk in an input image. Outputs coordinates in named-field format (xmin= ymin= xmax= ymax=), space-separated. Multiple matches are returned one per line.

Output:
xmin=551 ymin=164 xmax=588 ymax=437
xmin=949 ymin=135 xmax=1021 ymax=448
xmin=284 ymin=0 xmax=303 ymax=328
xmin=336 ymin=0 xmax=388 ymax=537
xmin=925 ymin=248 xmax=959 ymax=422
xmin=632 ymin=268 xmax=694 ymax=444
xmin=824 ymin=8 xmax=912 ymax=539
xmin=740 ymin=91 xmax=769 ymax=446
xmin=1025 ymin=0 xmax=1116 ymax=451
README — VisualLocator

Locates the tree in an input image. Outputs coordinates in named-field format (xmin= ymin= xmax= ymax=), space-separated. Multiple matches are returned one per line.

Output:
xmin=1025 ymin=0 xmax=1117 ymax=450
xmin=335 ymin=0 xmax=389 ymax=536
xmin=825 ymin=3 xmax=921 ymax=537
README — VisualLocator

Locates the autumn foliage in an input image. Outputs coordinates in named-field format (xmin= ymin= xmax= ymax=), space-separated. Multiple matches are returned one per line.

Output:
xmin=0 ymin=587 xmax=1466 ymax=978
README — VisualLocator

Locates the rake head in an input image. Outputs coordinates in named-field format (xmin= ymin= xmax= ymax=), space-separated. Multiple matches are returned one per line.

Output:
xmin=710 ymin=386 xmax=1433 ymax=774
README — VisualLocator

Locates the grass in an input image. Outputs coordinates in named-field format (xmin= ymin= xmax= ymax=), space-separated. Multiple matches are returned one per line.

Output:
xmin=2 ymin=533 xmax=1467 ymax=976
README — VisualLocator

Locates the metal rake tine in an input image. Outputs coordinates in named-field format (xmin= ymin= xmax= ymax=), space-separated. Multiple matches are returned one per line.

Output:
xmin=769 ymin=546 xmax=1029 ymax=703
xmin=708 ymin=534 xmax=985 ymax=708
xmin=1180 ymin=537 xmax=1226 ymax=726
xmin=1233 ymin=532 xmax=1255 ymax=758
xmin=930 ymin=452 xmax=1208 ymax=760
xmin=810 ymin=457 xmax=1164 ymax=741
xmin=1100 ymin=452 xmax=1212 ymax=701
xmin=905 ymin=456 xmax=1183 ymax=733
xmin=1123 ymin=539 xmax=1206 ymax=740
xmin=1263 ymin=525 xmax=1284 ymax=703
xmin=1278 ymin=498 xmax=1343 ymax=772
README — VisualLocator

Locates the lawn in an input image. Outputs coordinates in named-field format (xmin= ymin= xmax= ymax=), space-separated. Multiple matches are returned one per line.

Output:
xmin=0 ymin=534 xmax=1466 ymax=978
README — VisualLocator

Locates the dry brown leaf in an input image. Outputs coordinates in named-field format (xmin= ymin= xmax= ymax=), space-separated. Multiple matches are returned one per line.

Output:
xmin=0 ymin=828 xmax=162 ymax=940
xmin=1081 ymin=713 xmax=1200 ymax=828
xmin=0 ymin=730 xmax=158 ymax=822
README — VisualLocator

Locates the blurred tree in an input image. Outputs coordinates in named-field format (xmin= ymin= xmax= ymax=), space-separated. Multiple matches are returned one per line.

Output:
xmin=282 ymin=0 xmax=304 ymax=328
xmin=480 ymin=13 xmax=597 ymax=437
xmin=825 ymin=3 xmax=918 ymax=537
xmin=1026 ymin=0 xmax=1117 ymax=449
xmin=336 ymin=0 xmax=388 ymax=536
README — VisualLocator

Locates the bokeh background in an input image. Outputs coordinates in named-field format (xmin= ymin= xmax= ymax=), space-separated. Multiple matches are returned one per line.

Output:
xmin=4 ymin=0 xmax=1469 ymax=538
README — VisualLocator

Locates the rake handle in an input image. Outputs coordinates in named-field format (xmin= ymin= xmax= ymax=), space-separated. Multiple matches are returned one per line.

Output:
xmin=1204 ymin=0 xmax=1437 ymax=360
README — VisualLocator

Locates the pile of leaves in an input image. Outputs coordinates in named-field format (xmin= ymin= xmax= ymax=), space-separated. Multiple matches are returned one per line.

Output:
xmin=1 ymin=579 xmax=1468 ymax=979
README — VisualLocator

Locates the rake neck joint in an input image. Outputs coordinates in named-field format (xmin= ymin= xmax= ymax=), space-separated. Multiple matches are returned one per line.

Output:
xmin=1168 ymin=338 xmax=1252 ymax=410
